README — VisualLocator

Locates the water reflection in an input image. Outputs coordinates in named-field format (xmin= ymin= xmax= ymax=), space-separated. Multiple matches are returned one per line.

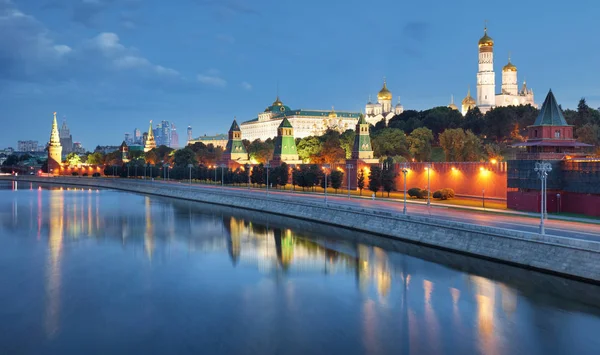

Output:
xmin=0 ymin=183 xmax=599 ymax=355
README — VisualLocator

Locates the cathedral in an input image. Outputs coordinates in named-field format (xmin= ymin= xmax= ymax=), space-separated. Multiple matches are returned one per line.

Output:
xmin=364 ymin=80 xmax=404 ymax=125
xmin=463 ymin=26 xmax=536 ymax=115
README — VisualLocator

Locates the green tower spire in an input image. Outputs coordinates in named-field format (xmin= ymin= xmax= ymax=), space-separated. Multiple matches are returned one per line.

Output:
xmin=224 ymin=118 xmax=248 ymax=161
xmin=352 ymin=114 xmax=374 ymax=159
xmin=273 ymin=117 xmax=300 ymax=162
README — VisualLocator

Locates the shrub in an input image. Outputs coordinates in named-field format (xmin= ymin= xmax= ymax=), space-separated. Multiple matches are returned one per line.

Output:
xmin=433 ymin=190 xmax=443 ymax=199
xmin=433 ymin=188 xmax=455 ymax=200
xmin=92 ymin=172 xmax=101 ymax=177
xmin=443 ymin=188 xmax=455 ymax=199
xmin=420 ymin=190 xmax=430 ymax=199
xmin=71 ymin=172 xmax=79 ymax=176
xmin=407 ymin=187 xmax=422 ymax=198
xmin=82 ymin=173 xmax=88 ymax=177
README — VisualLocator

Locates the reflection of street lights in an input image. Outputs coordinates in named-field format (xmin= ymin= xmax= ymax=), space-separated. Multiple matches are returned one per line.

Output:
xmin=187 ymin=163 xmax=193 ymax=186
xmin=401 ymin=164 xmax=409 ymax=215
xmin=535 ymin=161 xmax=552 ymax=235
xmin=425 ymin=163 xmax=432 ymax=206
xmin=265 ymin=162 xmax=271 ymax=194
xmin=323 ymin=164 xmax=330 ymax=203
xmin=346 ymin=163 xmax=353 ymax=199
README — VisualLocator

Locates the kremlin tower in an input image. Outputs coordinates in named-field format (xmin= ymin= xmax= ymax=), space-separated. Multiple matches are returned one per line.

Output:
xmin=476 ymin=26 xmax=495 ymax=112
xmin=144 ymin=120 xmax=156 ymax=152
xmin=47 ymin=112 xmax=62 ymax=175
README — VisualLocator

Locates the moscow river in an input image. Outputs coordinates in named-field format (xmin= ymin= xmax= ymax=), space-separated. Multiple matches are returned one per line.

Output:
xmin=1 ymin=181 xmax=599 ymax=355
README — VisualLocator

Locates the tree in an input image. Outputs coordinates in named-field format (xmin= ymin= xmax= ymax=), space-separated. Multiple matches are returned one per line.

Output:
xmin=381 ymin=157 xmax=396 ymax=197
xmin=462 ymin=107 xmax=485 ymax=135
xmin=65 ymin=152 xmax=81 ymax=166
xmin=340 ymin=129 xmax=356 ymax=158
xmin=576 ymin=123 xmax=600 ymax=146
xmin=330 ymin=170 xmax=344 ymax=193
xmin=439 ymin=128 xmax=466 ymax=161
xmin=357 ymin=169 xmax=365 ymax=196
xmin=421 ymin=106 xmax=462 ymax=138
xmin=297 ymin=136 xmax=322 ymax=162
xmin=278 ymin=162 xmax=289 ymax=187
xmin=388 ymin=110 xmax=423 ymax=134
xmin=316 ymin=137 xmax=346 ymax=165
xmin=371 ymin=128 xmax=409 ymax=158
xmin=86 ymin=152 xmax=104 ymax=165
xmin=407 ymin=127 xmax=434 ymax=162
xmin=463 ymin=130 xmax=482 ymax=161
xmin=2 ymin=154 xmax=19 ymax=166
xmin=485 ymin=143 xmax=504 ymax=161
xmin=173 ymin=147 xmax=197 ymax=167
xmin=251 ymin=164 xmax=265 ymax=185
xmin=368 ymin=166 xmax=382 ymax=196
xmin=247 ymin=139 xmax=274 ymax=163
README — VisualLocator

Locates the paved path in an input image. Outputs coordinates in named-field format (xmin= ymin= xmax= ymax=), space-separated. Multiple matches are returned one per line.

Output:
xmin=140 ymin=179 xmax=600 ymax=241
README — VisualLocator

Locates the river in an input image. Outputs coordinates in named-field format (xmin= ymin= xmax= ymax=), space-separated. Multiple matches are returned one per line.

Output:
xmin=0 ymin=181 xmax=599 ymax=355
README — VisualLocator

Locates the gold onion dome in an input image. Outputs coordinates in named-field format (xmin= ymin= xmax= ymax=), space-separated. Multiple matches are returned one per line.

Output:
xmin=328 ymin=106 xmax=337 ymax=118
xmin=503 ymin=59 xmax=517 ymax=72
xmin=377 ymin=80 xmax=392 ymax=101
xmin=272 ymin=96 xmax=284 ymax=106
xmin=478 ymin=28 xmax=494 ymax=47
xmin=462 ymin=90 xmax=476 ymax=106
xmin=448 ymin=95 xmax=458 ymax=110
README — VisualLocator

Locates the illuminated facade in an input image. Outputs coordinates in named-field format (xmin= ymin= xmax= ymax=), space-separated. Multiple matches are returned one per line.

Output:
xmin=144 ymin=120 xmax=156 ymax=152
xmin=240 ymin=96 xmax=360 ymax=142
xmin=364 ymin=79 xmax=404 ymax=126
xmin=468 ymin=26 xmax=536 ymax=114
xmin=219 ymin=119 xmax=250 ymax=165
xmin=47 ymin=112 xmax=62 ymax=175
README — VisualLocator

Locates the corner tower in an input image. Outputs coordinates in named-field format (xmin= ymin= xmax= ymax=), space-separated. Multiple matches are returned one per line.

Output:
xmin=144 ymin=120 xmax=156 ymax=152
xmin=223 ymin=119 xmax=248 ymax=162
xmin=352 ymin=114 xmax=375 ymax=160
xmin=476 ymin=26 xmax=495 ymax=112
xmin=48 ymin=112 xmax=62 ymax=175
xmin=272 ymin=117 xmax=301 ymax=164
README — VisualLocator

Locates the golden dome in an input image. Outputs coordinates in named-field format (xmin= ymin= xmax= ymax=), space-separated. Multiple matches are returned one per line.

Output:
xmin=478 ymin=28 xmax=494 ymax=47
xmin=377 ymin=80 xmax=392 ymax=101
xmin=448 ymin=95 xmax=458 ymax=110
xmin=462 ymin=89 xmax=476 ymax=106
xmin=272 ymin=96 xmax=283 ymax=107
xmin=328 ymin=106 xmax=337 ymax=118
xmin=503 ymin=59 xmax=517 ymax=72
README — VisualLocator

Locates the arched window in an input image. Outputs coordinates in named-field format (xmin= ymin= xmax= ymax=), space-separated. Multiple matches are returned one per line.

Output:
xmin=534 ymin=130 xmax=538 ymax=138
xmin=555 ymin=130 xmax=561 ymax=138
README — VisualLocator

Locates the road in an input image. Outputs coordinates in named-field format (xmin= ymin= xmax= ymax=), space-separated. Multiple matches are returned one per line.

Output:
xmin=142 ymin=179 xmax=600 ymax=242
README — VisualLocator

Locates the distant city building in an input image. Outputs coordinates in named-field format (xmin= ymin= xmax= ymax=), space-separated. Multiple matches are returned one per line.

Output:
xmin=94 ymin=145 xmax=121 ymax=154
xmin=187 ymin=125 xmax=193 ymax=143
xmin=240 ymin=96 xmax=360 ymax=142
xmin=59 ymin=118 xmax=73 ymax=154
xmin=364 ymin=80 xmax=404 ymax=125
xmin=72 ymin=142 xmax=85 ymax=154
xmin=171 ymin=124 xmax=179 ymax=149
xmin=17 ymin=140 xmax=39 ymax=152
xmin=48 ymin=112 xmax=62 ymax=175
xmin=467 ymin=26 xmax=536 ymax=114
xmin=133 ymin=128 xmax=142 ymax=144
xmin=124 ymin=133 xmax=131 ymax=145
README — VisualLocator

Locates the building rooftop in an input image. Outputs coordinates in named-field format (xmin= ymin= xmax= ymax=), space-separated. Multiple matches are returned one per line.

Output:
xmin=532 ymin=90 xmax=569 ymax=127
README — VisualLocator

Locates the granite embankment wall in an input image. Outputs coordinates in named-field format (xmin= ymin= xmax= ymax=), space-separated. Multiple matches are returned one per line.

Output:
xmin=7 ymin=176 xmax=600 ymax=283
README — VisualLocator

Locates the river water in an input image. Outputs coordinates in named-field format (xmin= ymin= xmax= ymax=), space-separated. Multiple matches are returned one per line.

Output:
xmin=0 ymin=181 xmax=599 ymax=355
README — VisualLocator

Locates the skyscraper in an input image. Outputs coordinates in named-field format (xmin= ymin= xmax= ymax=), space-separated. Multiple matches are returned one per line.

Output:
xmin=59 ymin=119 xmax=73 ymax=154
xmin=134 ymin=128 xmax=142 ymax=144
xmin=187 ymin=125 xmax=193 ymax=143
xmin=170 ymin=124 xmax=179 ymax=149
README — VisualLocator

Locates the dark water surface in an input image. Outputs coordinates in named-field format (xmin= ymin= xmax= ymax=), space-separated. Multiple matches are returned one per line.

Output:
xmin=0 ymin=181 xmax=599 ymax=355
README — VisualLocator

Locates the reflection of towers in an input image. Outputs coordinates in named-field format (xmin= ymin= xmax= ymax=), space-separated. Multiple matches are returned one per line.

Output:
xmin=225 ymin=217 xmax=243 ymax=265
xmin=45 ymin=190 xmax=64 ymax=338
xmin=355 ymin=244 xmax=370 ymax=292
xmin=469 ymin=275 xmax=499 ymax=355
xmin=274 ymin=228 xmax=294 ymax=270
xmin=144 ymin=197 xmax=154 ymax=259
xmin=373 ymin=247 xmax=391 ymax=297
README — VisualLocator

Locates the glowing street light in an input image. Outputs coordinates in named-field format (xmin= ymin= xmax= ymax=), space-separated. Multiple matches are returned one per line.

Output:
xmin=401 ymin=164 xmax=409 ymax=215
xmin=534 ymin=161 xmax=552 ymax=235
xmin=346 ymin=163 xmax=353 ymax=199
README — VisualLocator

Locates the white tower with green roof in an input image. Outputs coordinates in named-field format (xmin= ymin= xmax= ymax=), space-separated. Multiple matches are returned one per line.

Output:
xmin=272 ymin=117 xmax=301 ymax=165
xmin=222 ymin=119 xmax=249 ymax=163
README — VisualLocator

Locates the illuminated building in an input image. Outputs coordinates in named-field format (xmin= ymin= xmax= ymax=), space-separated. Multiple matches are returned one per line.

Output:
xmin=119 ymin=141 xmax=129 ymax=162
xmin=219 ymin=119 xmax=250 ymax=166
xmin=467 ymin=26 xmax=536 ymax=114
xmin=59 ymin=118 xmax=73 ymax=154
xmin=346 ymin=114 xmax=377 ymax=189
xmin=364 ymin=79 xmax=404 ymax=125
xmin=271 ymin=117 xmax=302 ymax=165
xmin=171 ymin=123 xmax=179 ymax=149
xmin=47 ymin=112 xmax=62 ymax=175
xmin=187 ymin=134 xmax=227 ymax=149
xmin=240 ymin=96 xmax=360 ymax=142
xmin=143 ymin=120 xmax=156 ymax=152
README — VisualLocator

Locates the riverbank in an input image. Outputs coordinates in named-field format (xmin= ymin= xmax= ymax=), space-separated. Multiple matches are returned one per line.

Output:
xmin=5 ymin=175 xmax=600 ymax=283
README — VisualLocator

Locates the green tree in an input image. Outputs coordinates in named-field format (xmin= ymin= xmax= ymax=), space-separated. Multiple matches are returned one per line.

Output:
xmin=576 ymin=123 xmax=600 ymax=145
xmin=2 ymin=154 xmax=19 ymax=166
xmin=439 ymin=128 xmax=466 ymax=161
xmin=357 ymin=169 xmax=365 ymax=196
xmin=371 ymin=128 xmax=409 ymax=158
xmin=278 ymin=162 xmax=289 ymax=187
xmin=247 ymin=139 xmax=274 ymax=164
xmin=421 ymin=106 xmax=462 ymax=138
xmin=368 ymin=166 xmax=382 ymax=196
xmin=483 ymin=107 xmax=518 ymax=142
xmin=330 ymin=170 xmax=344 ymax=193
xmin=65 ymin=152 xmax=81 ymax=166
xmin=407 ymin=127 xmax=434 ymax=162
xmin=340 ymin=129 xmax=356 ymax=158
xmin=173 ymin=147 xmax=197 ymax=167
xmin=463 ymin=130 xmax=483 ymax=161
xmin=462 ymin=107 xmax=485 ymax=135
xmin=382 ymin=157 xmax=396 ymax=197
xmin=251 ymin=164 xmax=265 ymax=185
xmin=86 ymin=151 xmax=105 ymax=165
xmin=388 ymin=110 xmax=423 ymax=134
xmin=485 ymin=143 xmax=504 ymax=161
xmin=315 ymin=136 xmax=346 ymax=165
xmin=297 ymin=136 xmax=322 ymax=162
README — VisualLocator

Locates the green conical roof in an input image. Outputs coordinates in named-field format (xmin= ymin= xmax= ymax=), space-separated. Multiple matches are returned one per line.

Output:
xmin=358 ymin=113 xmax=367 ymax=124
xmin=533 ymin=90 xmax=569 ymax=126
xmin=229 ymin=119 xmax=241 ymax=132
xmin=279 ymin=116 xmax=293 ymax=128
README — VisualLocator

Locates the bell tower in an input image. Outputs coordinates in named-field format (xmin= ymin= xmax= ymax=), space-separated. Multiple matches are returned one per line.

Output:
xmin=476 ymin=25 xmax=496 ymax=112
xmin=48 ymin=112 xmax=62 ymax=175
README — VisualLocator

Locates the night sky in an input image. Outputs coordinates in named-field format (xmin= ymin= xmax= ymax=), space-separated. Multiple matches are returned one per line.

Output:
xmin=1 ymin=0 xmax=599 ymax=149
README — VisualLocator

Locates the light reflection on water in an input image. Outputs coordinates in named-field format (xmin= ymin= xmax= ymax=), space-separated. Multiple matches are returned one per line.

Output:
xmin=0 ymin=182 xmax=599 ymax=355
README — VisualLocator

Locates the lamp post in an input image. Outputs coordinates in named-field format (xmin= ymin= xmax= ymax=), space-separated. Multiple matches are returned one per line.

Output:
xmin=220 ymin=164 xmax=226 ymax=187
xmin=323 ymin=164 xmax=330 ymax=203
xmin=126 ymin=163 xmax=130 ymax=178
xmin=134 ymin=163 xmax=138 ymax=179
xmin=163 ymin=163 xmax=169 ymax=181
xmin=247 ymin=164 xmax=251 ymax=189
xmin=346 ymin=163 xmax=353 ymax=199
xmin=213 ymin=165 xmax=217 ymax=184
xmin=534 ymin=161 xmax=552 ymax=235
xmin=265 ymin=162 xmax=271 ymax=194
xmin=187 ymin=163 xmax=193 ymax=186
xmin=401 ymin=164 xmax=409 ymax=215
xmin=482 ymin=189 xmax=485 ymax=209
xmin=144 ymin=164 xmax=147 ymax=180
xmin=426 ymin=163 xmax=432 ymax=207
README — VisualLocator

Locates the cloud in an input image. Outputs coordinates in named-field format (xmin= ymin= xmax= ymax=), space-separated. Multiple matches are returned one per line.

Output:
xmin=195 ymin=0 xmax=258 ymax=18
xmin=240 ymin=81 xmax=252 ymax=90
xmin=197 ymin=69 xmax=226 ymax=87
xmin=72 ymin=0 xmax=114 ymax=26
xmin=216 ymin=33 xmax=235 ymax=44
xmin=402 ymin=21 xmax=430 ymax=42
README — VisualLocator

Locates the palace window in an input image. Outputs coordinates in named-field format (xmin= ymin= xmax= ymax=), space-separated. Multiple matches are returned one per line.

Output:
xmin=555 ymin=130 xmax=561 ymax=138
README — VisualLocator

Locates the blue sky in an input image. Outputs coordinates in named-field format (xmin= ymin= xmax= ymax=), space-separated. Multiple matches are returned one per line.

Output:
xmin=1 ymin=0 xmax=599 ymax=149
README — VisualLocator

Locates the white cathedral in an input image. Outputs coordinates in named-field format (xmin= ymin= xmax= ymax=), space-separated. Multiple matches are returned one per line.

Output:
xmin=364 ymin=80 xmax=404 ymax=126
xmin=460 ymin=27 xmax=536 ymax=115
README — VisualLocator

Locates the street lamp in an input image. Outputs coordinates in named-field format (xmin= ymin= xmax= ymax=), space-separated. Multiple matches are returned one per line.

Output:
xmin=126 ymin=163 xmax=130 ymax=178
xmin=425 ymin=163 xmax=432 ymax=206
xmin=265 ymin=162 xmax=271 ymax=194
xmin=534 ymin=161 xmax=552 ymax=235
xmin=187 ymin=163 xmax=193 ymax=186
xmin=219 ymin=164 xmax=226 ymax=187
xmin=323 ymin=164 xmax=330 ymax=203
xmin=163 ymin=163 xmax=169 ymax=181
xmin=213 ymin=165 xmax=217 ymax=184
xmin=346 ymin=163 xmax=353 ymax=199
xmin=482 ymin=189 xmax=485 ymax=209
xmin=134 ymin=163 xmax=138 ymax=179
xmin=401 ymin=164 xmax=409 ymax=215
